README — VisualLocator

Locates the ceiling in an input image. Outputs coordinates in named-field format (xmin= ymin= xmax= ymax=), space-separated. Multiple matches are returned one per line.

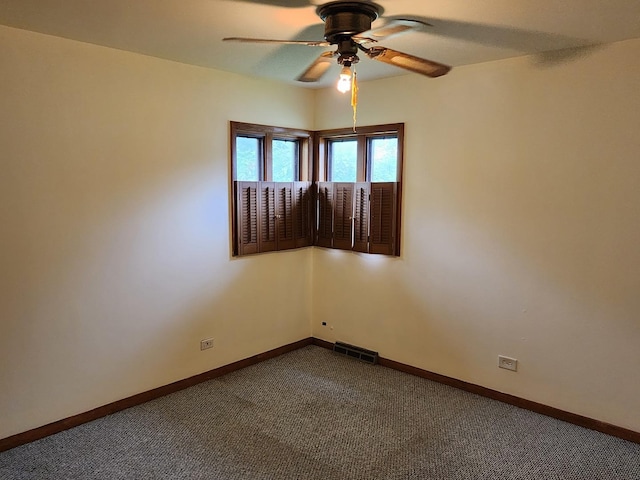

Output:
xmin=2 ymin=0 xmax=640 ymax=88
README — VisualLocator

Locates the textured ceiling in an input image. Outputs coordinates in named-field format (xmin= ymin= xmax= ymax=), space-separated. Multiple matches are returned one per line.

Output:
xmin=2 ymin=0 xmax=640 ymax=87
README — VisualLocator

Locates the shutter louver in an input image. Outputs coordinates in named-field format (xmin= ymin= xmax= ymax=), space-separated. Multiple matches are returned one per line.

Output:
xmin=277 ymin=182 xmax=296 ymax=250
xmin=316 ymin=182 xmax=333 ymax=248
xmin=236 ymin=181 xmax=259 ymax=256
xmin=353 ymin=182 xmax=369 ymax=253
xmin=333 ymin=183 xmax=354 ymax=250
xmin=260 ymin=182 xmax=277 ymax=252
xmin=369 ymin=182 xmax=397 ymax=255
xmin=294 ymin=181 xmax=312 ymax=247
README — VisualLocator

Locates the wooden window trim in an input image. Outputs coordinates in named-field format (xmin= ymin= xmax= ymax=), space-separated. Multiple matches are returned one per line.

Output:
xmin=230 ymin=121 xmax=313 ymax=182
xmin=315 ymin=123 xmax=403 ymax=256
xmin=231 ymin=122 xmax=403 ymax=257
xmin=315 ymin=123 xmax=404 ymax=182
xmin=230 ymin=122 xmax=314 ymax=257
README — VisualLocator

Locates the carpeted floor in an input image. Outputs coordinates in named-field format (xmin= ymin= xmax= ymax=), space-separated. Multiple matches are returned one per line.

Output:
xmin=1 ymin=345 xmax=639 ymax=479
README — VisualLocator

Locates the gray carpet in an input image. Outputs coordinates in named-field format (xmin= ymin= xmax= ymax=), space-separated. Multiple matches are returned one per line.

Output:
xmin=1 ymin=345 xmax=639 ymax=479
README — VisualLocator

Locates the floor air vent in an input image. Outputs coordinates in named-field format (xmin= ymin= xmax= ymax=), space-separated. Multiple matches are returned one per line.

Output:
xmin=333 ymin=342 xmax=378 ymax=364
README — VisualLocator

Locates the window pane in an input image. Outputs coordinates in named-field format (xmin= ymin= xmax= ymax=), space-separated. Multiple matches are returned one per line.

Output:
xmin=329 ymin=139 xmax=357 ymax=182
xmin=370 ymin=137 xmax=398 ymax=182
xmin=272 ymin=139 xmax=298 ymax=182
xmin=236 ymin=136 xmax=261 ymax=181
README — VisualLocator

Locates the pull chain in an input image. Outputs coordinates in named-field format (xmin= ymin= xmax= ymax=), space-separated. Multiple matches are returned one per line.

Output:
xmin=350 ymin=70 xmax=358 ymax=132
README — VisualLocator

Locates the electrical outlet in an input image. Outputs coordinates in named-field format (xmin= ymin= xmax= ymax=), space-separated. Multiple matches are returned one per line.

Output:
xmin=498 ymin=355 xmax=518 ymax=372
xmin=200 ymin=338 xmax=214 ymax=351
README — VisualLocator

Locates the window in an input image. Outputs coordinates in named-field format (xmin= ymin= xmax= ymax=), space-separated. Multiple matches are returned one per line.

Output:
xmin=230 ymin=122 xmax=313 ymax=256
xmin=231 ymin=122 xmax=311 ymax=182
xmin=235 ymin=136 xmax=262 ymax=181
xmin=316 ymin=124 xmax=403 ymax=256
xmin=230 ymin=122 xmax=403 ymax=257
xmin=272 ymin=139 xmax=298 ymax=182
xmin=328 ymin=139 xmax=358 ymax=182
xmin=369 ymin=136 xmax=399 ymax=182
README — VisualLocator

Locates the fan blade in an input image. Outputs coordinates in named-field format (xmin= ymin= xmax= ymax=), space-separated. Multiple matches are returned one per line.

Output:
xmin=297 ymin=51 xmax=336 ymax=83
xmin=365 ymin=46 xmax=451 ymax=78
xmin=232 ymin=0 xmax=311 ymax=7
xmin=354 ymin=19 xmax=429 ymax=44
xmin=223 ymin=37 xmax=330 ymax=47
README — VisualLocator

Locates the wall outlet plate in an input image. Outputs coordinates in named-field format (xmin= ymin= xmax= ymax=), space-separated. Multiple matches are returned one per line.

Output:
xmin=498 ymin=355 xmax=518 ymax=371
xmin=200 ymin=338 xmax=214 ymax=350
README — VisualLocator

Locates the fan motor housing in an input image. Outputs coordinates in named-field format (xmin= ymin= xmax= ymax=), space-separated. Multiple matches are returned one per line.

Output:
xmin=317 ymin=1 xmax=381 ymax=43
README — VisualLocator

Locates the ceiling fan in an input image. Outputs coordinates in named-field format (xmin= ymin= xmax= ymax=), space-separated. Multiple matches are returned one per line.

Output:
xmin=223 ymin=0 xmax=451 ymax=88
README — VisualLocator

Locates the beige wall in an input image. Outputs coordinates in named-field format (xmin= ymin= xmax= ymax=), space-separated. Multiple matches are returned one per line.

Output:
xmin=0 ymin=26 xmax=314 ymax=439
xmin=2 ymin=21 xmax=639 ymax=440
xmin=313 ymin=38 xmax=640 ymax=432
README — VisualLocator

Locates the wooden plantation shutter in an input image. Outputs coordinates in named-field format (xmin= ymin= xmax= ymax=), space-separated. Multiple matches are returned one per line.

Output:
xmin=353 ymin=182 xmax=369 ymax=253
xmin=294 ymin=181 xmax=312 ymax=248
xmin=276 ymin=183 xmax=296 ymax=250
xmin=235 ymin=182 xmax=313 ymax=255
xmin=316 ymin=182 xmax=333 ymax=248
xmin=312 ymin=182 xmax=398 ymax=254
xmin=236 ymin=181 xmax=260 ymax=256
xmin=333 ymin=183 xmax=354 ymax=250
xmin=237 ymin=181 xmax=399 ymax=256
xmin=369 ymin=182 xmax=397 ymax=255
xmin=260 ymin=182 xmax=277 ymax=252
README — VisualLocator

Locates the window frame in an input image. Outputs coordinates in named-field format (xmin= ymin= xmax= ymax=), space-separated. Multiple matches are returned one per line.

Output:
xmin=234 ymin=134 xmax=264 ymax=182
xmin=271 ymin=137 xmax=301 ymax=182
xmin=230 ymin=121 xmax=404 ymax=257
xmin=315 ymin=123 xmax=404 ymax=256
xmin=230 ymin=121 xmax=312 ymax=182
xmin=367 ymin=134 xmax=401 ymax=183
xmin=230 ymin=122 xmax=314 ymax=257
xmin=326 ymin=137 xmax=359 ymax=182
xmin=315 ymin=123 xmax=404 ymax=183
